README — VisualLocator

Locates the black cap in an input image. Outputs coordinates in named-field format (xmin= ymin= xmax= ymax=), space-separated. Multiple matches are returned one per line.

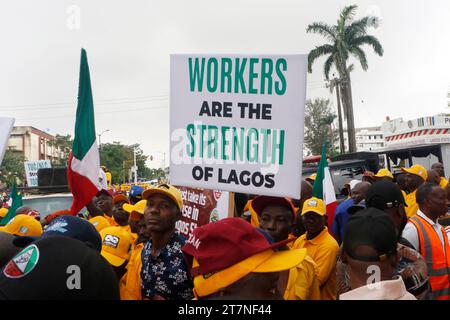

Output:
xmin=365 ymin=180 xmax=407 ymax=210
xmin=0 ymin=236 xmax=119 ymax=300
xmin=0 ymin=232 xmax=21 ymax=269
xmin=343 ymin=208 xmax=397 ymax=262
xmin=13 ymin=216 xmax=102 ymax=252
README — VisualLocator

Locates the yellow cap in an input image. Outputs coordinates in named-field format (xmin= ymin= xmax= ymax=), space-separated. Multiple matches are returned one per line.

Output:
xmin=89 ymin=216 xmax=111 ymax=232
xmin=0 ymin=215 xmax=43 ymax=237
xmin=308 ymin=173 xmax=317 ymax=181
xmin=193 ymin=248 xmax=307 ymax=298
xmin=100 ymin=226 xmax=133 ymax=267
xmin=401 ymin=164 xmax=428 ymax=181
xmin=123 ymin=200 xmax=146 ymax=221
xmin=301 ymin=197 xmax=326 ymax=216
xmin=375 ymin=168 xmax=394 ymax=179
xmin=0 ymin=208 xmax=8 ymax=219
xmin=142 ymin=184 xmax=183 ymax=211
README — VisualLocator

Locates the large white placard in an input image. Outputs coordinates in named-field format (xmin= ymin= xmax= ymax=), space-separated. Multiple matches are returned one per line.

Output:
xmin=170 ymin=54 xmax=307 ymax=198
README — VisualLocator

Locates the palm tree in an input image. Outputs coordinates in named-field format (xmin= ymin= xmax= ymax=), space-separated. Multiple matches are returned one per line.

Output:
xmin=327 ymin=77 xmax=344 ymax=153
xmin=307 ymin=5 xmax=383 ymax=153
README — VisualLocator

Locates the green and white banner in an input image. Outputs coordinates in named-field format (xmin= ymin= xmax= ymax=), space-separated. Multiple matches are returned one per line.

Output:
xmin=170 ymin=54 xmax=307 ymax=198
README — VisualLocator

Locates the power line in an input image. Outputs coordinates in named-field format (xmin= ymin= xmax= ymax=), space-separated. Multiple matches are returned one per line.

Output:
xmin=0 ymin=94 xmax=169 ymax=109
xmin=16 ymin=105 xmax=168 ymax=121
xmin=0 ymin=96 xmax=169 ymax=111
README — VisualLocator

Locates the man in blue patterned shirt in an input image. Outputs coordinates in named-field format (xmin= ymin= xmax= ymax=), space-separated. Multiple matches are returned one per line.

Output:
xmin=140 ymin=184 xmax=193 ymax=300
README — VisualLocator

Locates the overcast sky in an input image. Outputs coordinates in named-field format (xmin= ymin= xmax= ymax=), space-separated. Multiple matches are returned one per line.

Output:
xmin=1 ymin=0 xmax=449 ymax=168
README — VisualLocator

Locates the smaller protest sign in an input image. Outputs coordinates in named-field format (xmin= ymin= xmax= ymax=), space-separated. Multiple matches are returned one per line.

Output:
xmin=24 ymin=160 xmax=51 ymax=187
xmin=175 ymin=186 xmax=230 ymax=239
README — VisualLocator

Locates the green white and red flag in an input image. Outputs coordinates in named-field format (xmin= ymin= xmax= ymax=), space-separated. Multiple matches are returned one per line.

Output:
xmin=312 ymin=142 xmax=338 ymax=229
xmin=67 ymin=49 xmax=101 ymax=215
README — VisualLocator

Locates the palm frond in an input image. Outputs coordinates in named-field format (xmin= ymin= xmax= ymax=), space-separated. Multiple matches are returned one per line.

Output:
xmin=349 ymin=47 xmax=368 ymax=70
xmin=346 ymin=16 xmax=380 ymax=41
xmin=306 ymin=22 xmax=337 ymax=42
xmin=346 ymin=17 xmax=369 ymax=40
xmin=323 ymin=55 xmax=334 ymax=80
xmin=351 ymin=35 xmax=384 ymax=56
xmin=307 ymin=44 xmax=335 ymax=73
xmin=340 ymin=5 xmax=358 ymax=26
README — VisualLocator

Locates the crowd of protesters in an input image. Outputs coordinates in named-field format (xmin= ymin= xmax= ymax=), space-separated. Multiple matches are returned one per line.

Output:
xmin=0 ymin=162 xmax=449 ymax=300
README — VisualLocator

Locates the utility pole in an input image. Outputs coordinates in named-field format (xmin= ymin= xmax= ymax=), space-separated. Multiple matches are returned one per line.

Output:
xmin=97 ymin=129 xmax=110 ymax=164
xmin=133 ymin=147 xmax=138 ymax=184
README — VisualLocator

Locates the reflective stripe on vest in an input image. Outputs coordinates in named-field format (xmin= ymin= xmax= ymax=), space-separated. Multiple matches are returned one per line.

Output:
xmin=409 ymin=216 xmax=450 ymax=300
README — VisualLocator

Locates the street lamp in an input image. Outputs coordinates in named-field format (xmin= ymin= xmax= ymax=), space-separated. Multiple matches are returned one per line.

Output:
xmin=98 ymin=129 xmax=110 ymax=163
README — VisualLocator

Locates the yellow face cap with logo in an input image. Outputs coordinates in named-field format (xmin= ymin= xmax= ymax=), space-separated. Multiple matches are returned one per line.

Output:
xmin=0 ymin=215 xmax=43 ymax=237
xmin=375 ymin=168 xmax=394 ymax=179
xmin=401 ymin=164 xmax=428 ymax=181
xmin=88 ymin=216 xmax=111 ymax=232
xmin=301 ymin=197 xmax=326 ymax=216
xmin=100 ymin=226 xmax=133 ymax=267
xmin=142 ymin=184 xmax=183 ymax=211
xmin=308 ymin=173 xmax=317 ymax=181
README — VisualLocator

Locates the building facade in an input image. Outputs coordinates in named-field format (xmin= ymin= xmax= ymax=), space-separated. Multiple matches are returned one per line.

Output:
xmin=339 ymin=126 xmax=384 ymax=152
xmin=7 ymin=126 xmax=68 ymax=163
xmin=381 ymin=114 xmax=450 ymax=148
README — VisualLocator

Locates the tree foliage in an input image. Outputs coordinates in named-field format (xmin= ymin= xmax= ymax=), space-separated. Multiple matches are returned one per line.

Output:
xmin=0 ymin=149 xmax=26 ymax=188
xmin=48 ymin=134 xmax=73 ymax=166
xmin=307 ymin=4 xmax=383 ymax=80
xmin=304 ymin=98 xmax=338 ymax=156
xmin=99 ymin=142 xmax=160 ymax=183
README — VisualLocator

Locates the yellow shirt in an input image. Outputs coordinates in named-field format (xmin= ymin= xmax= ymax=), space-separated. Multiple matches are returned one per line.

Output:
xmin=286 ymin=233 xmax=298 ymax=249
xmin=0 ymin=208 xmax=8 ymax=219
xmin=121 ymin=242 xmax=144 ymax=300
xmin=106 ymin=172 xmax=112 ymax=188
xmin=284 ymin=254 xmax=321 ymax=300
xmin=244 ymin=200 xmax=259 ymax=228
xmin=103 ymin=214 xmax=118 ymax=227
xmin=439 ymin=177 xmax=448 ymax=189
xmin=404 ymin=190 xmax=419 ymax=219
xmin=292 ymin=227 xmax=339 ymax=300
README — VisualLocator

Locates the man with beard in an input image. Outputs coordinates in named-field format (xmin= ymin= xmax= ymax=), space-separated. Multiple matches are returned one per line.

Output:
xmin=140 ymin=184 xmax=193 ymax=300
xmin=336 ymin=180 xmax=429 ymax=299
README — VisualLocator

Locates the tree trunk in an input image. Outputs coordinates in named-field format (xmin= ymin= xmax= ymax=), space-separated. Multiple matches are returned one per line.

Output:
xmin=335 ymin=84 xmax=345 ymax=154
xmin=342 ymin=75 xmax=356 ymax=153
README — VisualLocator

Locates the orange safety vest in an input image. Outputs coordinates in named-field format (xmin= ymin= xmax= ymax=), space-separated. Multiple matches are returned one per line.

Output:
xmin=409 ymin=215 xmax=450 ymax=300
